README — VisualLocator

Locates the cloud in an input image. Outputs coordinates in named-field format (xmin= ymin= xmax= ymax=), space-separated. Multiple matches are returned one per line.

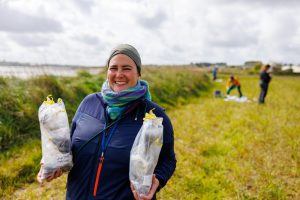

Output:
xmin=197 ymin=7 xmax=259 ymax=48
xmin=0 ymin=5 xmax=63 ymax=33
xmin=0 ymin=37 xmax=10 ymax=51
xmin=72 ymin=0 xmax=96 ymax=13
xmin=73 ymin=34 xmax=101 ymax=46
xmin=213 ymin=0 xmax=300 ymax=7
xmin=208 ymin=34 xmax=258 ymax=48
xmin=10 ymin=34 xmax=53 ymax=47
xmin=1 ymin=0 xmax=300 ymax=66
xmin=137 ymin=9 xmax=168 ymax=30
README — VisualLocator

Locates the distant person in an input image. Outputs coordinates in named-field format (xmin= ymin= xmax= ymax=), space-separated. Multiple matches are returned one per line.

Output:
xmin=226 ymin=75 xmax=243 ymax=97
xmin=37 ymin=44 xmax=176 ymax=199
xmin=212 ymin=66 xmax=218 ymax=81
xmin=259 ymin=64 xmax=272 ymax=104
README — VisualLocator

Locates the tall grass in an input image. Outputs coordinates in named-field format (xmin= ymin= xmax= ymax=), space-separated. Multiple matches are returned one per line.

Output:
xmin=0 ymin=67 xmax=210 ymax=198
xmin=0 ymin=72 xmax=104 ymax=151
xmin=143 ymin=67 xmax=211 ymax=108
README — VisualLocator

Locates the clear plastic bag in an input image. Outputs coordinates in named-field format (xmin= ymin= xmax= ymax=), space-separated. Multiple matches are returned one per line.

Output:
xmin=38 ymin=95 xmax=73 ymax=180
xmin=129 ymin=109 xmax=163 ymax=196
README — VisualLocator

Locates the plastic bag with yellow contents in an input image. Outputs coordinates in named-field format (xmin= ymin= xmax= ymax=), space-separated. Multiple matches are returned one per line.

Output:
xmin=129 ymin=109 xmax=163 ymax=196
xmin=38 ymin=95 xmax=73 ymax=180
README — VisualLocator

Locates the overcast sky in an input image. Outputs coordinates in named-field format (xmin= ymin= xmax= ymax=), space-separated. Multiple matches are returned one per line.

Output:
xmin=1 ymin=0 xmax=300 ymax=66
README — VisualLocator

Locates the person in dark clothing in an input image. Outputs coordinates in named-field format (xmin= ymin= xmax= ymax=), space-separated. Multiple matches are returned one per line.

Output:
xmin=259 ymin=64 xmax=272 ymax=104
xmin=37 ymin=44 xmax=176 ymax=200
xmin=212 ymin=66 xmax=218 ymax=81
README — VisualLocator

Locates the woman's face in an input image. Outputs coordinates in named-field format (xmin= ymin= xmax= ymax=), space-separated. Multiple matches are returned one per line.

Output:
xmin=107 ymin=54 xmax=140 ymax=92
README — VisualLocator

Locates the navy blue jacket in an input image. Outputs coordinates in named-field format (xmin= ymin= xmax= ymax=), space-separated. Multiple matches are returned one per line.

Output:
xmin=260 ymin=71 xmax=271 ymax=86
xmin=66 ymin=93 xmax=176 ymax=200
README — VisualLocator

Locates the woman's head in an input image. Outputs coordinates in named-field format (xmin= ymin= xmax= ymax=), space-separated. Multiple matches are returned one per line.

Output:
xmin=261 ymin=64 xmax=271 ymax=72
xmin=106 ymin=44 xmax=141 ymax=92
xmin=107 ymin=44 xmax=141 ymax=75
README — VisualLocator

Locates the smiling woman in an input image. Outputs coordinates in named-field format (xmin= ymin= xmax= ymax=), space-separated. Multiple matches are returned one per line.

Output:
xmin=36 ymin=44 xmax=177 ymax=200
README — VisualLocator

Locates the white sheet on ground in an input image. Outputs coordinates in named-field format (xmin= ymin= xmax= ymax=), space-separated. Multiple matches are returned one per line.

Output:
xmin=224 ymin=95 xmax=250 ymax=103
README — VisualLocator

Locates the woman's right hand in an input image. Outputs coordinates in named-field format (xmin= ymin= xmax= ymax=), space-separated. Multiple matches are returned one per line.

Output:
xmin=36 ymin=164 xmax=63 ymax=184
xmin=130 ymin=175 xmax=160 ymax=200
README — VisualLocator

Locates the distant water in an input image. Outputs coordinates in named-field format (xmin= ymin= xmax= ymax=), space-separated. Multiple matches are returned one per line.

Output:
xmin=0 ymin=65 xmax=103 ymax=79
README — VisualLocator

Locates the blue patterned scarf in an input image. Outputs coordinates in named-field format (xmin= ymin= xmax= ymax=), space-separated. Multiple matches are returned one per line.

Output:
xmin=101 ymin=80 xmax=151 ymax=120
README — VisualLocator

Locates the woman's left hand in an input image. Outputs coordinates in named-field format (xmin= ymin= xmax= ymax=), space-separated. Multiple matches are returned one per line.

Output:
xmin=131 ymin=174 xmax=160 ymax=200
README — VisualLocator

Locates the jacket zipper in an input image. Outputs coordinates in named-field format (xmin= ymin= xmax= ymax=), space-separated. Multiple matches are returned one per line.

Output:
xmin=91 ymin=100 xmax=144 ymax=197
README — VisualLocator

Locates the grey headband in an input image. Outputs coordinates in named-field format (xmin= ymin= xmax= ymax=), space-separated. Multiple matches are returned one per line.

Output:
xmin=107 ymin=44 xmax=141 ymax=75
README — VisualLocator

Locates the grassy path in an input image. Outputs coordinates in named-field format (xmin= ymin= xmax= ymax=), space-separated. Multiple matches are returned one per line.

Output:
xmin=9 ymin=75 xmax=300 ymax=199
xmin=157 ymin=75 xmax=300 ymax=199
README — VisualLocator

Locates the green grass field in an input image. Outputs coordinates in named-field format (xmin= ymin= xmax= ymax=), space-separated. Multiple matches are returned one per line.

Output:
xmin=1 ymin=71 xmax=300 ymax=199
xmin=157 ymin=75 xmax=300 ymax=199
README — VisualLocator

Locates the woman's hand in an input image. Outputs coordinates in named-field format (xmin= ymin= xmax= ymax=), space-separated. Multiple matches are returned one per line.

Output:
xmin=36 ymin=164 xmax=63 ymax=184
xmin=46 ymin=168 xmax=63 ymax=182
xmin=131 ymin=174 xmax=160 ymax=200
